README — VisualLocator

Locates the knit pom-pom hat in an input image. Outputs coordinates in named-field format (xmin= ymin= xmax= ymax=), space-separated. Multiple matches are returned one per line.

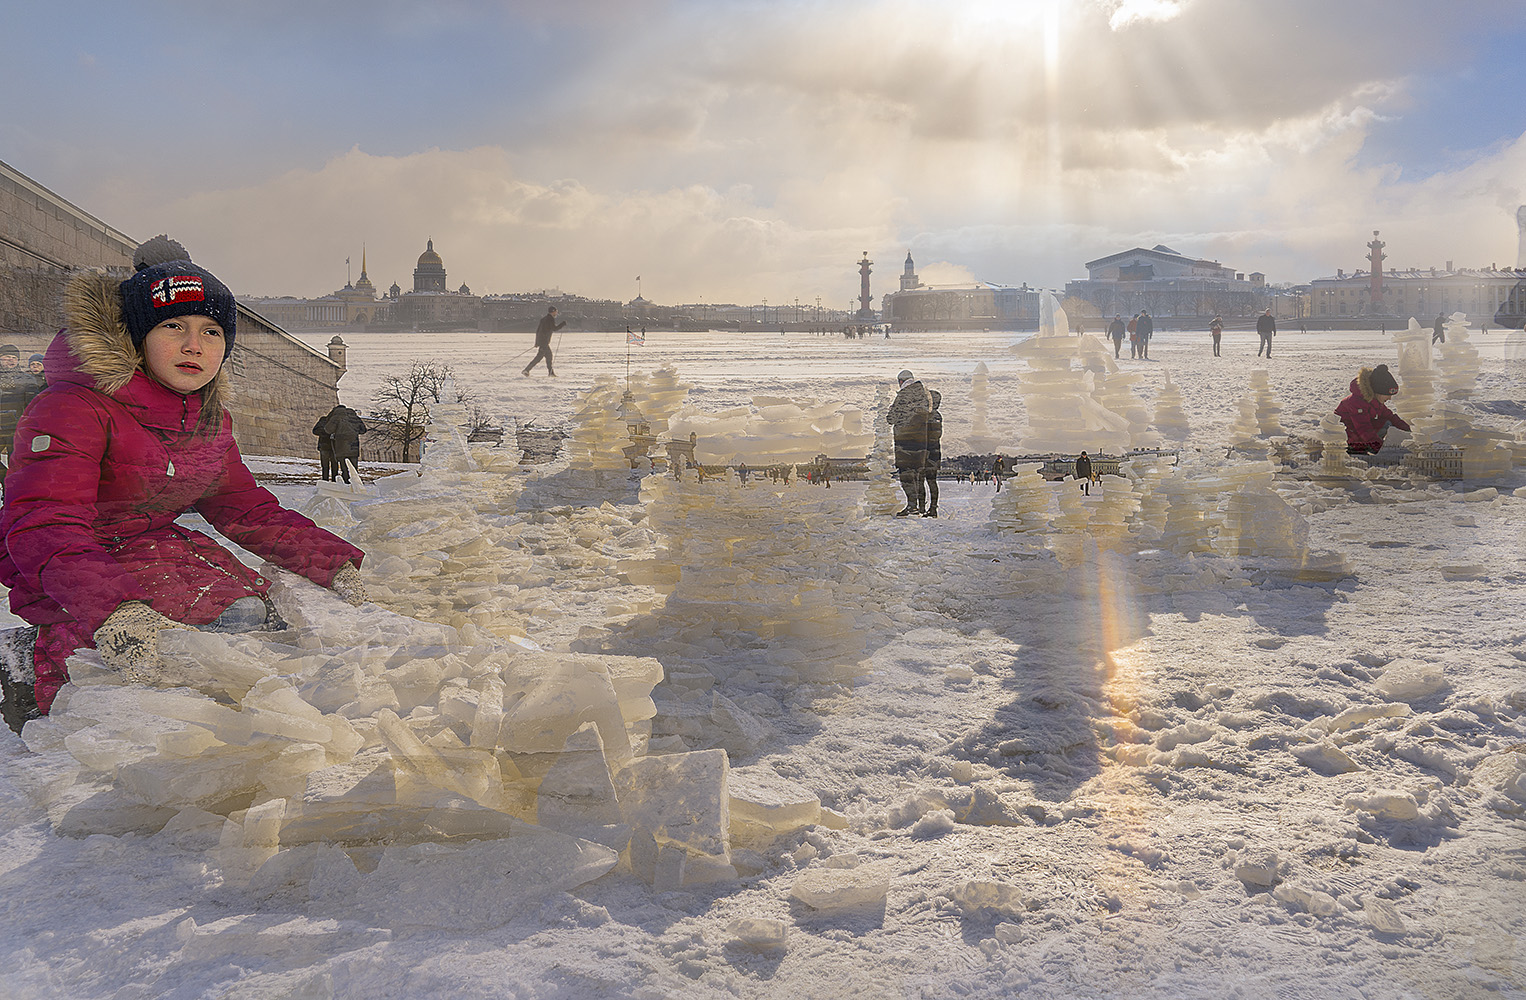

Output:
xmin=118 ymin=239 xmax=236 ymax=358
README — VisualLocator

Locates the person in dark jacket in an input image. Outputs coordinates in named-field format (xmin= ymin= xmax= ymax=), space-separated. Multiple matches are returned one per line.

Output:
xmin=1074 ymin=450 xmax=1093 ymax=495
xmin=1432 ymin=313 xmax=1446 ymax=345
xmin=1334 ymin=364 xmax=1411 ymax=454
xmin=313 ymin=407 xmax=339 ymax=481
xmin=887 ymin=369 xmax=930 ymax=516
xmin=919 ymin=390 xmax=943 ymax=517
xmin=1209 ymin=316 xmax=1223 ymax=357
xmin=322 ymin=405 xmax=368 ymax=484
xmin=0 ymin=246 xmax=367 ymax=730
xmin=522 ymin=305 xmax=566 ymax=376
xmin=0 ymin=345 xmax=32 ymax=482
xmin=1136 ymin=310 xmax=1154 ymax=359
xmin=1107 ymin=315 xmax=1126 ymax=358
xmin=1256 ymin=309 xmax=1276 ymax=357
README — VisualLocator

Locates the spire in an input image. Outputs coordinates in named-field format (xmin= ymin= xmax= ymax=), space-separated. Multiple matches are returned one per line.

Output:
xmin=360 ymin=245 xmax=368 ymax=279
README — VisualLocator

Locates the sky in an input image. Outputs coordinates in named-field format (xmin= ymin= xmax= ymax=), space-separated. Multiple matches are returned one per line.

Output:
xmin=4 ymin=0 xmax=1525 ymax=307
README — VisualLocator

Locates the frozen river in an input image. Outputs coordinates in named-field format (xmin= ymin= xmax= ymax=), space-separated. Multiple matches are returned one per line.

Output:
xmin=0 ymin=321 xmax=1522 ymax=1000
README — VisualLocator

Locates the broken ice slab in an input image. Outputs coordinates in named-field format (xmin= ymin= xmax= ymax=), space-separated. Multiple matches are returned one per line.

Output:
xmin=625 ymin=829 xmax=735 ymax=888
xmin=115 ymin=741 xmax=281 ymax=813
xmin=614 ymin=749 xmax=730 ymax=859
xmin=241 ymin=676 xmax=364 ymax=763
xmin=218 ymin=797 xmax=286 ymax=882
xmin=155 ymin=629 xmax=276 ymax=698
xmin=1290 ymin=740 xmax=1361 ymax=775
xmin=349 ymin=821 xmax=618 ymax=930
xmin=727 ymin=763 xmax=820 ymax=846
xmin=498 ymin=658 xmax=633 ymax=760
xmin=1374 ymin=660 xmax=1448 ymax=702
xmin=728 ymin=917 xmax=787 ymax=951
xmin=790 ymin=866 xmax=890 ymax=911
xmin=533 ymin=723 xmax=630 ymax=850
xmin=375 ymin=709 xmax=508 ymax=810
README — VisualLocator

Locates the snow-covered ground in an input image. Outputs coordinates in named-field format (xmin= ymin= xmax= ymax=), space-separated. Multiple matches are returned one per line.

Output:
xmin=2 ymin=325 xmax=1524 ymax=999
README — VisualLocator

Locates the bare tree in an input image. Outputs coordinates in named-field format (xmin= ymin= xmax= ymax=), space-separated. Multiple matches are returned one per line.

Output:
xmin=371 ymin=359 xmax=451 ymax=462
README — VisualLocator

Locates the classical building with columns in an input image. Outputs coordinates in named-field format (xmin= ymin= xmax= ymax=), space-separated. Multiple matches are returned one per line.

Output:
xmin=1307 ymin=229 xmax=1526 ymax=328
xmin=1063 ymin=245 xmax=1268 ymax=323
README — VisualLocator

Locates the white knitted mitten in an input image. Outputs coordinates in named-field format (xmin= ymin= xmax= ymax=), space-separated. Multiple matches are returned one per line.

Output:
xmin=93 ymin=601 xmax=191 ymax=681
xmin=330 ymin=564 xmax=368 ymax=607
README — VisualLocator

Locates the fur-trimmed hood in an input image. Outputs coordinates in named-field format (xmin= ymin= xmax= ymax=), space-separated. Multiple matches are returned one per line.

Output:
xmin=1353 ymin=368 xmax=1379 ymax=402
xmin=58 ymin=269 xmax=228 ymax=414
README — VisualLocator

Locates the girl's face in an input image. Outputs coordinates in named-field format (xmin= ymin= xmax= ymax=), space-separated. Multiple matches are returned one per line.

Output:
xmin=141 ymin=315 xmax=224 ymax=394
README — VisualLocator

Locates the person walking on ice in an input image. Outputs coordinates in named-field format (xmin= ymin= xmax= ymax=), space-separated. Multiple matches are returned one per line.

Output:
xmin=1256 ymin=308 xmax=1276 ymax=357
xmin=1107 ymin=314 xmax=1126 ymax=358
xmin=1210 ymin=315 xmax=1223 ymax=357
xmin=1432 ymin=313 xmax=1446 ymax=345
xmin=0 ymin=238 xmax=369 ymax=732
xmin=522 ymin=305 xmax=566 ymax=376
xmin=1074 ymin=450 xmax=1093 ymax=495
xmin=887 ymin=369 xmax=930 ymax=517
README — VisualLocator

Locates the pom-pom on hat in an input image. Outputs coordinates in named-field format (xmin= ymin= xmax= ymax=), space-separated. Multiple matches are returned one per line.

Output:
xmin=119 ymin=244 xmax=237 ymax=358
xmin=1369 ymin=364 xmax=1398 ymax=396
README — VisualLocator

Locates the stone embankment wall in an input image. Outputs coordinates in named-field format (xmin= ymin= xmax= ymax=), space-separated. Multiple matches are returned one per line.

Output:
xmin=1 ymin=158 xmax=345 ymax=458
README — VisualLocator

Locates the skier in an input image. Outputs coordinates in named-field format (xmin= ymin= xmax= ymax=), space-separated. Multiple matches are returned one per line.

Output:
xmin=919 ymin=390 xmax=943 ymax=517
xmin=522 ymin=305 xmax=566 ymax=376
xmin=0 ymin=240 xmax=369 ymax=732
xmin=887 ymin=369 xmax=930 ymax=517
xmin=1334 ymin=363 xmax=1410 ymax=455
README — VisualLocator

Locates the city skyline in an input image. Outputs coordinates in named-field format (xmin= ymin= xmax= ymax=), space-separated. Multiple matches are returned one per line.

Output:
xmin=4 ymin=1 xmax=1523 ymax=304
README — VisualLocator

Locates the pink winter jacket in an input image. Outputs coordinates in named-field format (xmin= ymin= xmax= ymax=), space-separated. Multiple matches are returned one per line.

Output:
xmin=0 ymin=271 xmax=363 ymax=710
xmin=1333 ymin=374 xmax=1411 ymax=453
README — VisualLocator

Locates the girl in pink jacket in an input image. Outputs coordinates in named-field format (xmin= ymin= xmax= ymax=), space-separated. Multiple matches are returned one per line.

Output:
xmin=0 ymin=242 xmax=367 ymax=730
xmin=1334 ymin=363 xmax=1411 ymax=454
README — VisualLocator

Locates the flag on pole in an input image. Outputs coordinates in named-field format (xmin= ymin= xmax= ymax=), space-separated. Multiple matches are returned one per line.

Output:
xmin=627 ymin=327 xmax=645 ymax=345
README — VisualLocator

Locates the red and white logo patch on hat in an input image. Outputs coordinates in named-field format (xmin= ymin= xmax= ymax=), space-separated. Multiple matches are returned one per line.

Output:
xmin=149 ymin=275 xmax=206 ymax=308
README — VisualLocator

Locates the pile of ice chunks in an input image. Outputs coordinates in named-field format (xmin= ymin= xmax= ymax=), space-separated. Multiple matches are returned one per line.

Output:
xmin=864 ymin=382 xmax=905 ymax=515
xmin=13 ymin=569 xmax=831 ymax=903
xmin=634 ymin=470 xmax=880 ymax=687
xmin=567 ymin=376 xmax=634 ymax=470
xmin=1150 ymin=371 xmax=1192 ymax=443
xmin=966 ymin=361 xmax=1003 ymax=455
xmin=1388 ymin=316 xmax=1516 ymax=480
xmin=988 ymin=462 xmax=1057 ymax=535
xmin=1011 ymin=297 xmax=1122 ymax=453
xmin=1318 ymin=412 xmax=1353 ymax=477
xmin=1092 ymin=368 xmax=1159 ymax=451
xmin=668 ymin=394 xmax=872 ymax=470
